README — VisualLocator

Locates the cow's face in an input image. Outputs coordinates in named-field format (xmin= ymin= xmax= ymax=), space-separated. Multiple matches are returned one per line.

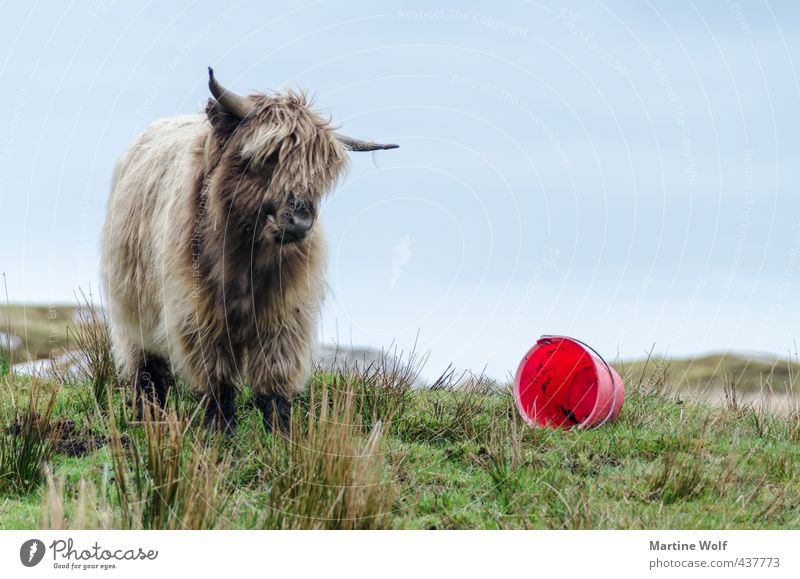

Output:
xmin=206 ymin=92 xmax=345 ymax=247
xmin=204 ymin=69 xmax=398 ymax=247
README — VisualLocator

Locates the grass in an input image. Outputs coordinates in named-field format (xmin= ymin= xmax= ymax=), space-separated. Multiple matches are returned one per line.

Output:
xmin=55 ymin=290 xmax=116 ymax=408
xmin=0 ymin=303 xmax=798 ymax=529
xmin=0 ymin=382 xmax=58 ymax=495
xmin=0 ymin=347 xmax=798 ymax=529
xmin=252 ymin=381 xmax=394 ymax=529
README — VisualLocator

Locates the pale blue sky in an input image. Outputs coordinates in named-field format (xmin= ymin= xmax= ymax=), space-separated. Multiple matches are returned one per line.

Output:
xmin=1 ymin=1 xmax=798 ymax=378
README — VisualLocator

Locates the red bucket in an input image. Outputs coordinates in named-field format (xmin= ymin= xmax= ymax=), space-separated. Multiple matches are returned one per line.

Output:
xmin=514 ymin=336 xmax=624 ymax=429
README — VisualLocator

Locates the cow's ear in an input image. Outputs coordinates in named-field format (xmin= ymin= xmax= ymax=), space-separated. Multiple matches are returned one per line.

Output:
xmin=206 ymin=98 xmax=241 ymax=135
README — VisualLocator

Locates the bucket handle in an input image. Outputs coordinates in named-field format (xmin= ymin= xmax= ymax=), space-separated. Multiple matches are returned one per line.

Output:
xmin=540 ymin=335 xmax=619 ymax=429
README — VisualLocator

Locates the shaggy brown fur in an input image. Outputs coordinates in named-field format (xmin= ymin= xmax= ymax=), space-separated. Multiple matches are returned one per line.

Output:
xmin=101 ymin=73 xmax=394 ymax=433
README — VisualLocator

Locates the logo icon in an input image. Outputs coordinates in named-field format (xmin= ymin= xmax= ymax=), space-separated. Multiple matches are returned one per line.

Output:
xmin=20 ymin=539 xmax=45 ymax=567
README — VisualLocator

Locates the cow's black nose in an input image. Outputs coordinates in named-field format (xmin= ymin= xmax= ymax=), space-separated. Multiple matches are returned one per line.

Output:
xmin=283 ymin=210 xmax=313 ymax=242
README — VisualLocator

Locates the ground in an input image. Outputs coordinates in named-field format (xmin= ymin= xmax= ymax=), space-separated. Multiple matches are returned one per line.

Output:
xmin=1 ymin=349 xmax=798 ymax=529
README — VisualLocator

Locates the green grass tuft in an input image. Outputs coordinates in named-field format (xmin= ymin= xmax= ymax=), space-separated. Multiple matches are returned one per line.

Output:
xmin=0 ymin=382 xmax=58 ymax=495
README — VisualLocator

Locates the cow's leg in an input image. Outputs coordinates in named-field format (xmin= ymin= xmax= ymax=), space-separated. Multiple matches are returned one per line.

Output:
xmin=106 ymin=318 xmax=167 ymax=417
xmin=203 ymin=379 xmax=238 ymax=436
xmin=183 ymin=338 xmax=240 ymax=436
xmin=254 ymin=392 xmax=292 ymax=434
xmin=135 ymin=353 xmax=173 ymax=417
xmin=247 ymin=325 xmax=312 ymax=435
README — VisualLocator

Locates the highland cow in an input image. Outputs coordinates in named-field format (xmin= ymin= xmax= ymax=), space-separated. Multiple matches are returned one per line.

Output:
xmin=101 ymin=68 xmax=398 ymax=433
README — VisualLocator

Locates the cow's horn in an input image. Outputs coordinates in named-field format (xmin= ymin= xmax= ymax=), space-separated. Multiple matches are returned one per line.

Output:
xmin=208 ymin=67 xmax=255 ymax=119
xmin=336 ymin=134 xmax=399 ymax=152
